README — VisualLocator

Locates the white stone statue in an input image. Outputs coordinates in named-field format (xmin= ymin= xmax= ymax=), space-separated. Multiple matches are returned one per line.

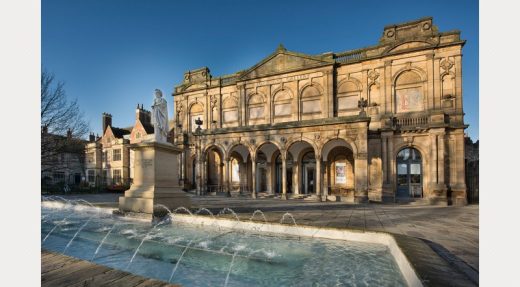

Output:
xmin=151 ymin=89 xmax=169 ymax=143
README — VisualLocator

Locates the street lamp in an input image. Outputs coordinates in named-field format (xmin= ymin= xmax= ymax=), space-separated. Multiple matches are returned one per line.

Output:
xmin=194 ymin=117 xmax=203 ymax=195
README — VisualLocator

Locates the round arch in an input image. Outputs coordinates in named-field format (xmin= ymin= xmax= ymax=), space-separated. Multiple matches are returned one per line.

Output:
xmin=299 ymin=82 xmax=324 ymax=97
xmin=392 ymin=67 xmax=427 ymax=84
xmin=337 ymin=78 xmax=362 ymax=93
xmin=321 ymin=138 xmax=357 ymax=159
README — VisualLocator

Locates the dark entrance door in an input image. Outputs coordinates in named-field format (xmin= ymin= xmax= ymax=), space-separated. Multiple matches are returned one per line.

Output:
xmin=396 ymin=148 xmax=422 ymax=198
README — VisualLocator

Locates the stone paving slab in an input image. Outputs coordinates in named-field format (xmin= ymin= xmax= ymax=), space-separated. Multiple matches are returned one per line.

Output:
xmin=41 ymin=250 xmax=178 ymax=287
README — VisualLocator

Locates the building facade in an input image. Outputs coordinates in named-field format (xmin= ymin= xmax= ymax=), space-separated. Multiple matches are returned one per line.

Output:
xmin=85 ymin=105 xmax=175 ymax=189
xmin=172 ymin=17 xmax=468 ymax=205
xmin=41 ymin=127 xmax=86 ymax=187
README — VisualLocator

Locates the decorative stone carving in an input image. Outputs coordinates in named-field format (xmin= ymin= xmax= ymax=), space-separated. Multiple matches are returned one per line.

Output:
xmin=440 ymin=59 xmax=454 ymax=71
xmin=368 ymin=69 xmax=380 ymax=82
xmin=210 ymin=94 xmax=218 ymax=111
xmin=404 ymin=136 xmax=415 ymax=145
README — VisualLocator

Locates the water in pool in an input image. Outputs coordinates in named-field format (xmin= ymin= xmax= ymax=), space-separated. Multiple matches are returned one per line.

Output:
xmin=41 ymin=201 xmax=407 ymax=286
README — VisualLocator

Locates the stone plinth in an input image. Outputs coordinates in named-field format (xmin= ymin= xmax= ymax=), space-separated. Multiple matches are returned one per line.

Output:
xmin=119 ymin=141 xmax=191 ymax=214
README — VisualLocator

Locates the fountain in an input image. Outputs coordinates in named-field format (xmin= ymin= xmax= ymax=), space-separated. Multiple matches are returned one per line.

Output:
xmin=172 ymin=206 xmax=193 ymax=216
xmin=126 ymin=217 xmax=171 ymax=269
xmin=217 ymin=208 xmax=240 ymax=221
xmin=92 ymin=223 xmax=119 ymax=260
xmin=280 ymin=212 xmax=297 ymax=226
xmin=41 ymin=199 xmax=421 ymax=287
xmin=224 ymin=250 xmax=238 ymax=287
xmin=63 ymin=216 xmax=95 ymax=253
xmin=168 ymin=239 xmax=193 ymax=283
xmin=249 ymin=209 xmax=267 ymax=223
xmin=194 ymin=208 xmax=215 ymax=218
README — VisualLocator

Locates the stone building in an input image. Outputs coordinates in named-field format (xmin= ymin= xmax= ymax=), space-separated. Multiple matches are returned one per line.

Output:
xmin=85 ymin=105 xmax=174 ymax=189
xmin=85 ymin=113 xmax=132 ymax=188
xmin=41 ymin=127 xmax=86 ymax=187
xmin=465 ymin=135 xmax=478 ymax=204
xmin=172 ymin=17 xmax=468 ymax=205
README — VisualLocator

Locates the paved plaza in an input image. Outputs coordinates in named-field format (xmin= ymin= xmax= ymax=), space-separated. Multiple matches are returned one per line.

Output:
xmin=51 ymin=193 xmax=479 ymax=281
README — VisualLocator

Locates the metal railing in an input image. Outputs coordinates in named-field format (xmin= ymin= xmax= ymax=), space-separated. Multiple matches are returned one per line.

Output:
xmin=394 ymin=116 xmax=430 ymax=128
xmin=334 ymin=51 xmax=366 ymax=63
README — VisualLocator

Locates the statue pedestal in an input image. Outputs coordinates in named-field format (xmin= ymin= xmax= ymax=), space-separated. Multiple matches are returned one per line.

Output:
xmin=119 ymin=141 xmax=191 ymax=214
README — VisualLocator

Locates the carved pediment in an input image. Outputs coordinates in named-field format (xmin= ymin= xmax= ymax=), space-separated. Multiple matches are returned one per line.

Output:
xmin=239 ymin=45 xmax=333 ymax=80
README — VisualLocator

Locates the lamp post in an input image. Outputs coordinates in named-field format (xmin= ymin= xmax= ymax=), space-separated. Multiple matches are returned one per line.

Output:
xmin=194 ymin=117 xmax=203 ymax=196
xmin=177 ymin=123 xmax=185 ymax=188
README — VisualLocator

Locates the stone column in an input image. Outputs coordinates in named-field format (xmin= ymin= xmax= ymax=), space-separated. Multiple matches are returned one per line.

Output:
xmin=383 ymin=60 xmax=392 ymax=114
xmin=224 ymin=159 xmax=230 ymax=194
xmin=292 ymin=159 xmax=299 ymax=195
xmin=239 ymin=84 xmax=246 ymax=126
xmin=196 ymin=152 xmax=202 ymax=195
xmin=388 ymin=136 xmax=394 ymax=186
xmin=315 ymin=153 xmax=322 ymax=198
xmin=429 ymin=129 xmax=448 ymax=205
xmin=203 ymin=159 xmax=208 ymax=194
xmin=381 ymin=132 xmax=393 ymax=202
xmin=251 ymin=154 xmax=257 ymax=199
xmin=325 ymin=69 xmax=335 ymax=117
xmin=266 ymin=161 xmax=272 ymax=194
xmin=323 ymin=162 xmax=329 ymax=199
xmin=281 ymin=152 xmax=287 ymax=199
xmin=381 ymin=135 xmax=388 ymax=184
xmin=426 ymin=53 xmax=435 ymax=110
xmin=354 ymin=152 xmax=369 ymax=203
xmin=450 ymin=130 xmax=467 ymax=205
xmin=431 ymin=132 xmax=438 ymax=185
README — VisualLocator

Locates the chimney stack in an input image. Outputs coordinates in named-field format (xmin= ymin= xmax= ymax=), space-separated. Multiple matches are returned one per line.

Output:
xmin=102 ymin=112 xmax=112 ymax=134
xmin=66 ymin=128 xmax=72 ymax=139
xmin=89 ymin=132 xmax=95 ymax=142
xmin=135 ymin=104 xmax=151 ymax=125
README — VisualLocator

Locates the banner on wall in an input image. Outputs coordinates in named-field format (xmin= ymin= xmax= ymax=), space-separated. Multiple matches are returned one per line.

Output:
xmin=335 ymin=162 xmax=346 ymax=184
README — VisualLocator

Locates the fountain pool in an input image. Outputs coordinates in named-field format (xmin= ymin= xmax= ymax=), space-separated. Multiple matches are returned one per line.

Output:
xmin=41 ymin=201 xmax=418 ymax=286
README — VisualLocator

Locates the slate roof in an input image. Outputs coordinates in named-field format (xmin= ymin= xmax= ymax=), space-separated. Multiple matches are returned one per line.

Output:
xmin=111 ymin=127 xmax=131 ymax=138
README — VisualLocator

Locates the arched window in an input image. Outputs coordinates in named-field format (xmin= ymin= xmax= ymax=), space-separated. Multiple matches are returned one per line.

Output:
xmin=189 ymin=103 xmax=204 ymax=132
xmin=396 ymin=147 xmax=422 ymax=198
xmin=394 ymin=71 xmax=424 ymax=113
xmin=337 ymin=81 xmax=360 ymax=112
xmin=247 ymin=94 xmax=265 ymax=123
xmin=222 ymin=96 xmax=238 ymax=126
xmin=301 ymin=85 xmax=322 ymax=118
xmin=273 ymin=89 xmax=292 ymax=122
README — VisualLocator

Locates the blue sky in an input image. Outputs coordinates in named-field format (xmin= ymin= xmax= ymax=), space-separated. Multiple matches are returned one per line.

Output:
xmin=42 ymin=0 xmax=478 ymax=139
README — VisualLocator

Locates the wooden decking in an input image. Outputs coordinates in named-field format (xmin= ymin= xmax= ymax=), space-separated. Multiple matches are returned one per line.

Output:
xmin=41 ymin=249 xmax=180 ymax=287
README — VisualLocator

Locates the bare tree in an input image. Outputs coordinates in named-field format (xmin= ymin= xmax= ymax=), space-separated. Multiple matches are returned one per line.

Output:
xmin=41 ymin=70 xmax=89 ymax=175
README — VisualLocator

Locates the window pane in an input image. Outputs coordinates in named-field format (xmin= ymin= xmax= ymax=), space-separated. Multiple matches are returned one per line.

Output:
xmin=410 ymin=164 xmax=421 ymax=174
xmin=397 ymin=174 xmax=408 ymax=185
xmin=410 ymin=174 xmax=421 ymax=183
xmin=397 ymin=163 xmax=408 ymax=174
